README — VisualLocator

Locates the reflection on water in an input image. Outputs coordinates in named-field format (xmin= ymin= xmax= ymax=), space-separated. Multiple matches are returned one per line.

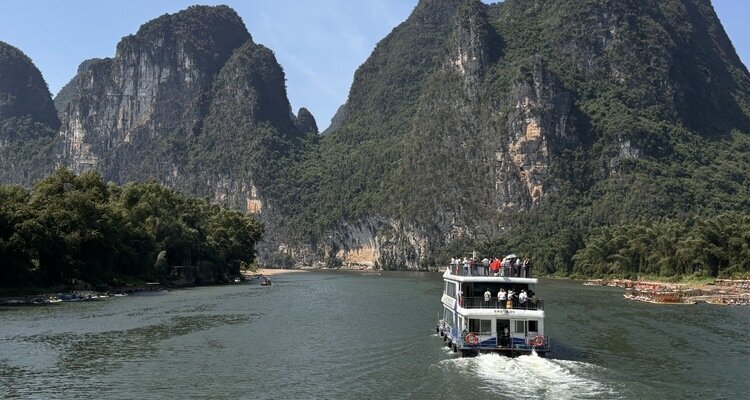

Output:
xmin=1 ymin=272 xmax=748 ymax=399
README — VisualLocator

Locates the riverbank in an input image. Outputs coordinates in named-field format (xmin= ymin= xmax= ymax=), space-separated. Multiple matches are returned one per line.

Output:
xmin=584 ymin=278 xmax=750 ymax=305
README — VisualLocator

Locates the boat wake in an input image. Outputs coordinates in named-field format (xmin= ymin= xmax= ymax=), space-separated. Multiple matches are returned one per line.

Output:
xmin=438 ymin=353 xmax=620 ymax=399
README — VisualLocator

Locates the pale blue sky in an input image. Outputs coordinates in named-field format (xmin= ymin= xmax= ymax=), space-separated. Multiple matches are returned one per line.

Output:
xmin=0 ymin=1 xmax=747 ymax=130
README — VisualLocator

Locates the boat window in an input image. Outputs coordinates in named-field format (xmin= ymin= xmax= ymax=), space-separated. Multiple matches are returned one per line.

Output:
xmin=468 ymin=319 xmax=492 ymax=334
xmin=444 ymin=282 xmax=456 ymax=298
xmin=514 ymin=320 xmax=526 ymax=334
xmin=480 ymin=320 xmax=491 ymax=334
xmin=443 ymin=307 xmax=455 ymax=327
xmin=528 ymin=320 xmax=538 ymax=332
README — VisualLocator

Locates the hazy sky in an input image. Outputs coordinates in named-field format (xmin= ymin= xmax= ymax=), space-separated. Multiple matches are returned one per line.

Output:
xmin=1 ymin=1 xmax=748 ymax=130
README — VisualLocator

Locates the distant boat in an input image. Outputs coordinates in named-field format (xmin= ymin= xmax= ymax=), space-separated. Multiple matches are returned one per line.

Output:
xmin=260 ymin=276 xmax=272 ymax=286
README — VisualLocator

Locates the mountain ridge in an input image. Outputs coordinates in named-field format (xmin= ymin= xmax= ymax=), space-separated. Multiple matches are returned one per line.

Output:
xmin=2 ymin=1 xmax=750 ymax=277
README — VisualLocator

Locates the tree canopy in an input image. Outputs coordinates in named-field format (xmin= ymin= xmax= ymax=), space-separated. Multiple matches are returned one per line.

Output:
xmin=0 ymin=169 xmax=263 ymax=288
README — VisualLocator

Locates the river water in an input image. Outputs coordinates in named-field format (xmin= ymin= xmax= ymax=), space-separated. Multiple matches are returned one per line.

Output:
xmin=1 ymin=271 xmax=748 ymax=399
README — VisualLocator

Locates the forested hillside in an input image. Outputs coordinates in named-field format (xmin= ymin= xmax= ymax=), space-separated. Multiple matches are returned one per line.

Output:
xmin=0 ymin=41 xmax=59 ymax=185
xmin=269 ymin=0 xmax=750 ymax=277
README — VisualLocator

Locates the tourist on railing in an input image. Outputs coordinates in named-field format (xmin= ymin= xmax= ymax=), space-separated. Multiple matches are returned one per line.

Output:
xmin=462 ymin=257 xmax=470 ymax=275
xmin=484 ymin=288 xmax=492 ymax=307
xmin=519 ymin=289 xmax=528 ymax=309
xmin=490 ymin=257 xmax=501 ymax=276
xmin=507 ymin=289 xmax=515 ymax=309
xmin=481 ymin=257 xmax=489 ymax=276
xmin=497 ymin=288 xmax=507 ymax=308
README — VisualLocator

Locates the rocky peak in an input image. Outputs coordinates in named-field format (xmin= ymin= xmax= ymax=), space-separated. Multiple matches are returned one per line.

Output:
xmin=294 ymin=107 xmax=318 ymax=135
xmin=58 ymin=5 xmax=253 ymax=179
xmin=121 ymin=5 xmax=251 ymax=75
xmin=0 ymin=42 xmax=59 ymax=186
xmin=341 ymin=0 xmax=463 ymax=133
xmin=0 ymin=41 xmax=60 ymax=130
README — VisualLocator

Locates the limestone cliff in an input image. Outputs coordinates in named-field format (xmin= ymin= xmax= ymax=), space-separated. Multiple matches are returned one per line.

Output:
xmin=270 ymin=0 xmax=750 ymax=270
xmin=57 ymin=5 xmax=252 ymax=184
xmin=54 ymin=5 xmax=303 ymax=234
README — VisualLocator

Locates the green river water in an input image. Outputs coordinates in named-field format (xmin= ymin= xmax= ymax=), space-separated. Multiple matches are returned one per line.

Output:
xmin=1 ymin=271 xmax=748 ymax=399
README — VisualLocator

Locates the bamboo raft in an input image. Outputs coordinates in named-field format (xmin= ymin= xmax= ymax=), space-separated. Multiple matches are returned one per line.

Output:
xmin=584 ymin=279 xmax=750 ymax=306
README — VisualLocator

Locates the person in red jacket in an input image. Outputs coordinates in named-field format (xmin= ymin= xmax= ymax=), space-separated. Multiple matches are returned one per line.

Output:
xmin=490 ymin=257 xmax=501 ymax=276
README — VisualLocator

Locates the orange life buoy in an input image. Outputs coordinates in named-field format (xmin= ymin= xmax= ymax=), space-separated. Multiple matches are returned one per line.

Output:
xmin=530 ymin=335 xmax=545 ymax=347
xmin=465 ymin=332 xmax=479 ymax=345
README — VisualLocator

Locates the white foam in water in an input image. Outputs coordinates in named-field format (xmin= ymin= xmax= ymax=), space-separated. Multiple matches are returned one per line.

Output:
xmin=440 ymin=353 xmax=619 ymax=399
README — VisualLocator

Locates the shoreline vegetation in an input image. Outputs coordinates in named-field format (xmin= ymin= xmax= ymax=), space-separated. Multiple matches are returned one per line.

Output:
xmin=584 ymin=278 xmax=750 ymax=306
xmin=1 ymin=268 xmax=355 ymax=306
xmin=1 ymin=169 xmax=263 ymax=299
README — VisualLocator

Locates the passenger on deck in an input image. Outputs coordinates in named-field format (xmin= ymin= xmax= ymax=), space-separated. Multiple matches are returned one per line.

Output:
xmin=481 ymin=257 xmax=489 ymax=276
xmin=463 ymin=257 xmax=470 ymax=275
xmin=497 ymin=288 xmax=507 ymax=308
xmin=490 ymin=257 xmax=501 ymax=276
xmin=519 ymin=290 xmax=528 ymax=308
xmin=484 ymin=288 xmax=491 ymax=306
xmin=507 ymin=289 xmax=515 ymax=309
xmin=522 ymin=258 xmax=528 ymax=278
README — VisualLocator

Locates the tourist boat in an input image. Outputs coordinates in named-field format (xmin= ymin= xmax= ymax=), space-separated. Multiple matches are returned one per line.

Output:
xmin=436 ymin=255 xmax=550 ymax=357
xmin=260 ymin=276 xmax=272 ymax=286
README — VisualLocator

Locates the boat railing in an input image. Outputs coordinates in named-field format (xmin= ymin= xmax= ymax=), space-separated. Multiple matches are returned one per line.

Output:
xmin=447 ymin=264 xmax=533 ymax=278
xmin=459 ymin=297 xmax=544 ymax=311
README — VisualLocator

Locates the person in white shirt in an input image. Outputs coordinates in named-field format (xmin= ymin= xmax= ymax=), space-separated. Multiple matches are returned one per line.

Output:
xmin=519 ymin=290 xmax=528 ymax=308
xmin=484 ymin=288 xmax=492 ymax=306
xmin=497 ymin=288 xmax=506 ymax=308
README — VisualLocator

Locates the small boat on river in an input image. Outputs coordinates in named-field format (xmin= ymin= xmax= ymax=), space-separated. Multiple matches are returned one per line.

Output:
xmin=260 ymin=276 xmax=272 ymax=286
xmin=437 ymin=254 xmax=550 ymax=357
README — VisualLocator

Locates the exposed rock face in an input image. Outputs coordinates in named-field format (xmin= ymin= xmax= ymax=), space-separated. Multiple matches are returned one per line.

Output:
xmin=54 ymin=5 xmax=301 ymax=234
xmin=57 ymin=5 xmax=252 ymax=183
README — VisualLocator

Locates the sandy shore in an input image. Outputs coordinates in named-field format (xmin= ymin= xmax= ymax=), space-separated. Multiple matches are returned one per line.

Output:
xmin=243 ymin=268 xmax=314 ymax=277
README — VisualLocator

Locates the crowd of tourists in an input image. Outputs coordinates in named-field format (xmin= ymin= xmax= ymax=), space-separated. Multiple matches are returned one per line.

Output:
xmin=449 ymin=254 xmax=533 ymax=277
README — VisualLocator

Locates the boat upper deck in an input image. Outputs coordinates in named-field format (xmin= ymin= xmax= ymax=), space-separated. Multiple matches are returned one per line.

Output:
xmin=443 ymin=267 xmax=537 ymax=284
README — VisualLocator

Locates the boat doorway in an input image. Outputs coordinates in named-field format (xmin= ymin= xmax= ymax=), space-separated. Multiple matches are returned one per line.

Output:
xmin=496 ymin=319 xmax=510 ymax=347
